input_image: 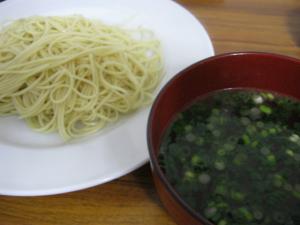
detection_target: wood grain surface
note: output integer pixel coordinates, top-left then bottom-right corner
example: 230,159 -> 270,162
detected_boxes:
1,0 -> 300,225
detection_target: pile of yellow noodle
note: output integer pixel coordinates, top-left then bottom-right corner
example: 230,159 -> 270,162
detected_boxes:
0,15 -> 163,140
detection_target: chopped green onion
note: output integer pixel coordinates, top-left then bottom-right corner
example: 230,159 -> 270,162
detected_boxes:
293,191 -> 300,199
217,219 -> 227,225
260,147 -> 270,155
253,210 -> 264,220
195,137 -> 204,146
212,130 -> 221,137
256,121 -> 264,128
185,133 -> 196,142
259,105 -> 272,114
198,173 -> 211,184
214,160 -> 226,170
212,108 -> 220,115
224,143 -> 234,151
184,125 -> 193,132
184,170 -> 195,181
215,185 -> 227,196
238,207 -> 253,221
266,93 -> 274,100
261,130 -> 268,137
251,140 -> 259,148
191,155 -> 202,166
233,153 -> 247,166
204,207 -> 217,218
242,134 -> 250,145
250,107 -> 261,119
231,191 -> 245,201
284,183 -> 293,192
217,148 -> 226,156
246,125 -> 257,134
253,95 -> 263,104
207,123 -> 214,130
269,128 -> 277,134
241,117 -> 251,125
273,174 -> 284,187
267,154 -> 276,166
289,134 -> 300,143
286,149 -> 294,157
294,153 -> 300,161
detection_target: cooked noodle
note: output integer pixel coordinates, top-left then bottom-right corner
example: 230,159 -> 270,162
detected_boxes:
0,15 -> 163,140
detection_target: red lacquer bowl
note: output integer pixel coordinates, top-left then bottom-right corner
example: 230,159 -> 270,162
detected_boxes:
147,52 -> 300,225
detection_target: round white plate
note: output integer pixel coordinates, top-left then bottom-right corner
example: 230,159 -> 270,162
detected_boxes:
0,0 -> 214,196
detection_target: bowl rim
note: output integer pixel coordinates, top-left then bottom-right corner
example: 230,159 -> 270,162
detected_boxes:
147,51 -> 300,225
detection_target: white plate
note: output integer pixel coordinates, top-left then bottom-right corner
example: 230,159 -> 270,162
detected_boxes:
0,0 -> 214,196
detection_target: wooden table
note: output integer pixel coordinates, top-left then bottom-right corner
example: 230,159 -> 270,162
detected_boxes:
1,0 -> 299,224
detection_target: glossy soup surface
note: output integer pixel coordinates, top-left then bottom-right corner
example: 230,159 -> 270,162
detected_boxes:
159,89 -> 300,225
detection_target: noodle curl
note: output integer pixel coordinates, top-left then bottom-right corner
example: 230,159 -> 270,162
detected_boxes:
0,15 -> 163,140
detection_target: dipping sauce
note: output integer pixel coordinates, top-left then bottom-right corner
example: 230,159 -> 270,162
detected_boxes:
159,89 -> 300,225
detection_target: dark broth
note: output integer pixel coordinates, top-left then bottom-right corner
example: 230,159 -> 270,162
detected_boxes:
159,89 -> 300,225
